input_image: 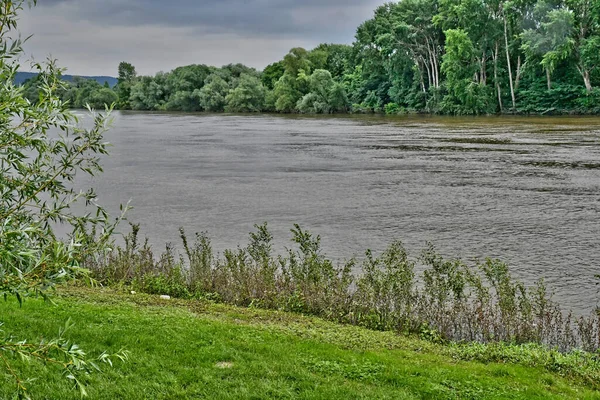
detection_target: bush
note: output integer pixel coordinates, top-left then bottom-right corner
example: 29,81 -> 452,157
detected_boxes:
384,102 -> 401,115
517,83 -> 586,114
575,88 -> 600,113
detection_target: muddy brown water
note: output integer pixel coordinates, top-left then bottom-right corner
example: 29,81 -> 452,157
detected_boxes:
76,112 -> 600,314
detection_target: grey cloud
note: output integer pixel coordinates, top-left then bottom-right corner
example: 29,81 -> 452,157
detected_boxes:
37,0 -> 380,41
20,0 -> 380,76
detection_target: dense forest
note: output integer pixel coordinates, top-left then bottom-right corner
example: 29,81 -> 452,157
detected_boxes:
22,0 -> 600,115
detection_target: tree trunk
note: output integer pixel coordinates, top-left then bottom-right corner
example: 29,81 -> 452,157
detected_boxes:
429,55 -> 436,89
494,42 -> 503,113
481,52 -> 487,86
425,37 -> 439,88
581,67 -> 593,93
424,57 -> 432,90
418,61 -> 426,92
432,48 -> 440,88
503,13 -> 516,112
515,55 -> 522,91
546,68 -> 552,90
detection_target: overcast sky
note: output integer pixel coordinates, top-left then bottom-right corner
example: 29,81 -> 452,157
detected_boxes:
18,0 -> 381,77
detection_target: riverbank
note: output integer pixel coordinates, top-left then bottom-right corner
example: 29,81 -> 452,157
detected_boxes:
2,286 -> 600,399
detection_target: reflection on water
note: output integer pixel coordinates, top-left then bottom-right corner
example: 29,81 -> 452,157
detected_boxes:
76,112 -> 600,314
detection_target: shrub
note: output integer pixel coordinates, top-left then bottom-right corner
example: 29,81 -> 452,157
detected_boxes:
384,102 -> 401,115
0,1 -> 128,396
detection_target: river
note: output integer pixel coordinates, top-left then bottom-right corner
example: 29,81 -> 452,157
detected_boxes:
78,111 -> 600,314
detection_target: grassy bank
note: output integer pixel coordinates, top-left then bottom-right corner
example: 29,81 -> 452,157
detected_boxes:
2,286 -> 600,399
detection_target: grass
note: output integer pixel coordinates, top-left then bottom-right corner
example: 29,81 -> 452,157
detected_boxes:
1,286 -> 599,399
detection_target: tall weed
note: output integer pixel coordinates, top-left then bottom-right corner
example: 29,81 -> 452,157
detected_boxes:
86,223 -> 600,352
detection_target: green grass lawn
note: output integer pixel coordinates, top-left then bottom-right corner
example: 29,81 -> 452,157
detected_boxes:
1,287 -> 599,399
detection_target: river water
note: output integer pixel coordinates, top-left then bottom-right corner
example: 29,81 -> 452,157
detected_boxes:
79,111 -> 600,313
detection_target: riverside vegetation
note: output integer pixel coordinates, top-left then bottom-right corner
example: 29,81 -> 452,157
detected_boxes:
20,0 -> 600,115
88,223 -> 600,354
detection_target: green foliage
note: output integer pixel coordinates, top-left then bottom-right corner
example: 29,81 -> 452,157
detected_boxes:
198,74 -> 229,112
521,2 -> 576,89
384,102 -> 402,114
580,36 -> 600,75
129,74 -> 169,110
0,69 -> 117,301
164,89 -> 201,112
273,72 -> 302,112
282,47 -> 312,77
261,61 -> 285,90
296,70 -> 349,114
312,43 -> 353,79
115,62 -> 136,109
516,82 -> 586,113
225,74 -> 266,113
441,29 -> 495,114
117,61 -> 137,83
1,1 -> 129,396
362,90 -> 383,113
575,87 -> 600,112
329,82 -> 350,113
221,63 -> 260,81
87,87 -> 117,109
342,0 -> 598,114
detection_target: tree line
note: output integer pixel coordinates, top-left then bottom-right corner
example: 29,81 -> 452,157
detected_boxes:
22,0 -> 600,115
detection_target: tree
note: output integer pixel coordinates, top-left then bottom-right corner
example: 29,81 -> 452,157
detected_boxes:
329,82 -> 350,112
282,47 -> 312,77
129,73 -> 169,110
118,61 -> 137,83
225,74 -> 266,112
164,64 -> 211,111
389,0 -> 444,90
352,6 -> 398,107
351,0 -> 443,110
221,63 -> 260,88
116,61 -> 137,109
441,29 -> 493,114
296,69 -> 349,113
311,43 -> 353,79
165,89 -> 202,112
307,48 -> 328,71
89,87 -> 118,109
261,61 -> 285,90
73,78 -> 104,108
579,36 -> 600,91
568,0 -> 600,92
273,73 -> 302,112
435,0 -> 505,110
521,2 -> 575,90
1,1 -> 127,397
198,74 -> 230,112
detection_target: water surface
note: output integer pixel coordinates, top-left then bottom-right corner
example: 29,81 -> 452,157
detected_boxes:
81,112 -> 600,313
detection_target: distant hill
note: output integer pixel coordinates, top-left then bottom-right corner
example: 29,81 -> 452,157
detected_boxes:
15,71 -> 118,87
